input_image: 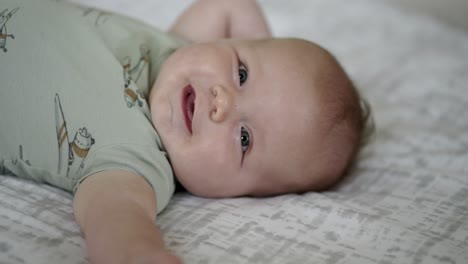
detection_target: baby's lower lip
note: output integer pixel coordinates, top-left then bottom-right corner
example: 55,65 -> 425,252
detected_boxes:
181,85 -> 195,134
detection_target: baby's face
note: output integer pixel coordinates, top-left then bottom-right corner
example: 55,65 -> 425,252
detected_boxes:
149,38 -> 349,197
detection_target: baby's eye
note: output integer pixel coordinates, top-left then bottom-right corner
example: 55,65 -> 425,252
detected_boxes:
239,63 -> 248,86
240,127 -> 251,154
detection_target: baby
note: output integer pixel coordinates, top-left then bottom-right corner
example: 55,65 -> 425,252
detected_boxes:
0,0 -> 372,263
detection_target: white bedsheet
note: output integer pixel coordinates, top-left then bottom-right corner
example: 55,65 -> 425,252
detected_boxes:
1,0 -> 468,263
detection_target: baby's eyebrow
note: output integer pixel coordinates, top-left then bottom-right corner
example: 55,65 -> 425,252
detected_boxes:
232,48 -> 244,81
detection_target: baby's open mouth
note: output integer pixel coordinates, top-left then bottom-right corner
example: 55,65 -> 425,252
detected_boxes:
182,85 -> 195,134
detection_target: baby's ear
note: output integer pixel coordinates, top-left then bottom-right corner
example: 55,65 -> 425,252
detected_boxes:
358,97 -> 376,146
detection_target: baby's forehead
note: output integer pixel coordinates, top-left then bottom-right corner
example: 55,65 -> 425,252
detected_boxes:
248,101 -> 327,188
240,39 -> 352,193
256,39 -> 342,84
256,38 -> 334,64
249,106 -> 341,195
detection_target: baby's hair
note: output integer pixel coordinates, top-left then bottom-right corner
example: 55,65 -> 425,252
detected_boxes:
296,42 -> 376,191
315,84 -> 375,191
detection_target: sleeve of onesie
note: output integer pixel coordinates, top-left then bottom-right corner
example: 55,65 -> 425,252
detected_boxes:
74,144 -> 175,215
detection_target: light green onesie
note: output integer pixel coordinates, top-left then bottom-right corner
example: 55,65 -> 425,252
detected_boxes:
0,0 -> 186,213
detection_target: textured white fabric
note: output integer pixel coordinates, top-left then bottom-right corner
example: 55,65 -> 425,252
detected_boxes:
1,0 -> 467,263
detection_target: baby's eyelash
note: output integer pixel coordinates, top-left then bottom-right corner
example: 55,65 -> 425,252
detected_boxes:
240,126 -> 250,154
239,126 -> 252,165
238,62 -> 248,86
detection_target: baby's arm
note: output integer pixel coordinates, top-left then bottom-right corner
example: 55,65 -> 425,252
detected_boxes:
170,0 -> 271,42
73,170 -> 181,264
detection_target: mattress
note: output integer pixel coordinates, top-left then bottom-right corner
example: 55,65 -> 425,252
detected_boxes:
1,0 -> 467,263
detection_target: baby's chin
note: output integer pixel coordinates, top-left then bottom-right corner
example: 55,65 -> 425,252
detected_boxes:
147,82 -> 159,110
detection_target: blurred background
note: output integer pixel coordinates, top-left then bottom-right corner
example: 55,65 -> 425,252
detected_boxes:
71,0 -> 468,32
386,0 -> 468,31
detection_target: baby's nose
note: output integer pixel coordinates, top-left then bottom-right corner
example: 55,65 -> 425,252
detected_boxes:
210,85 -> 234,123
